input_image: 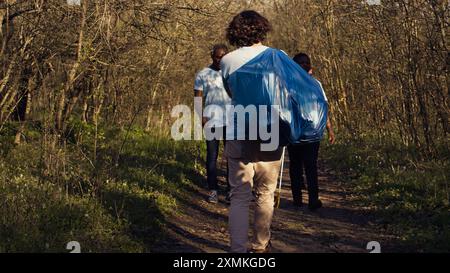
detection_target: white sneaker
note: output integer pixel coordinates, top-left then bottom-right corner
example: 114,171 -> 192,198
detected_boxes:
208,190 -> 218,203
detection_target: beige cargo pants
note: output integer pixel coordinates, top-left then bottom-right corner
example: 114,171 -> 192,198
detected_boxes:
225,140 -> 283,253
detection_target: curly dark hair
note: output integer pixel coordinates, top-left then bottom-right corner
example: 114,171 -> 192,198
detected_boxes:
226,10 -> 272,47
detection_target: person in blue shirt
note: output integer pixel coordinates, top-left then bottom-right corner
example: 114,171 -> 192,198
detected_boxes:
194,44 -> 232,204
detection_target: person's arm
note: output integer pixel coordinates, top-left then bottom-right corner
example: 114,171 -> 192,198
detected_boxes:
194,89 -> 208,127
326,114 -> 335,144
194,72 -> 208,127
318,79 -> 334,144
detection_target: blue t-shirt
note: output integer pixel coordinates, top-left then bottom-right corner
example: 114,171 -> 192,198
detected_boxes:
194,67 -> 231,128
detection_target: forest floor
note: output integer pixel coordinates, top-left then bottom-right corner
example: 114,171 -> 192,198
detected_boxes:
152,152 -> 402,253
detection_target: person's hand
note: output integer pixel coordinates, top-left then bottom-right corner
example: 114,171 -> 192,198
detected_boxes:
202,117 -> 209,128
328,130 -> 336,144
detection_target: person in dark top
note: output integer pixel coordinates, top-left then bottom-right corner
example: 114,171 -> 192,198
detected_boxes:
288,52 -> 336,211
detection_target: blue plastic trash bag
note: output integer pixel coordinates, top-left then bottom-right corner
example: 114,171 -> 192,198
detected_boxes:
226,48 -> 328,145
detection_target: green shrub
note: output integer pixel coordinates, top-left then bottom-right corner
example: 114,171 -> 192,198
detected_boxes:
0,170 -> 143,252
321,135 -> 450,252
0,124 -> 203,252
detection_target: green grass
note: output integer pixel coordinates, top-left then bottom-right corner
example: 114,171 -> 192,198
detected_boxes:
321,134 -> 450,252
0,122 -> 205,252
3,119 -> 448,252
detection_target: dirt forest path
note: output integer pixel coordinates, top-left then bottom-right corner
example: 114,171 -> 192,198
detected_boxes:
152,151 -> 400,253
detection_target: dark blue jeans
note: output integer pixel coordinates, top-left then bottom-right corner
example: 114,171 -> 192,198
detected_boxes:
206,127 -> 229,191
287,142 -> 320,205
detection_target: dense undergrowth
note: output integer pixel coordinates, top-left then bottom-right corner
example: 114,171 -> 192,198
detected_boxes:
321,133 -> 449,252
0,120 -> 204,252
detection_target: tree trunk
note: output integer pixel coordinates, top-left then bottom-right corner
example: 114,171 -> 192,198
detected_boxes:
55,0 -> 88,134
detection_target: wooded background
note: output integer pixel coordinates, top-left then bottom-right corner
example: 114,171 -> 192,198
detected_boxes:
0,0 -> 448,252
1,0 -> 447,153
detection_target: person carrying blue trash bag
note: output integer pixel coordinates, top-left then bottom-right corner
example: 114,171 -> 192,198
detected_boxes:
220,10 -> 328,253
287,52 -> 336,211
